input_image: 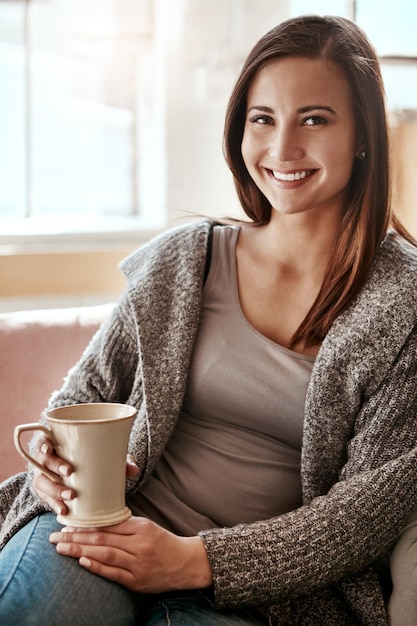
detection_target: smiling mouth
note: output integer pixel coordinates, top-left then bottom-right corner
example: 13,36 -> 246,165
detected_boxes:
271,169 -> 313,181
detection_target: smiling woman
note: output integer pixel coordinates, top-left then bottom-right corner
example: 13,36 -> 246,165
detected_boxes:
1,13 -> 417,626
241,57 -> 358,222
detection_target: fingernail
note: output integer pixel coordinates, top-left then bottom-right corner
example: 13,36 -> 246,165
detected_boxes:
59,465 -> 70,477
41,443 -> 49,455
56,543 -> 70,555
61,489 -> 73,500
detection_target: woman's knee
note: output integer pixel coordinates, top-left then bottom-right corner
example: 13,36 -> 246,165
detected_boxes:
0,513 -> 139,625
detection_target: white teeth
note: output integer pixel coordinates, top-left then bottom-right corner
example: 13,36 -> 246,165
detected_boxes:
272,170 -> 310,181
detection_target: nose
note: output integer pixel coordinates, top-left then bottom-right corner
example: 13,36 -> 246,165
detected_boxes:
269,125 -> 304,162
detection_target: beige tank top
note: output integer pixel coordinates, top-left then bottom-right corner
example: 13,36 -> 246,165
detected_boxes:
130,225 -> 315,535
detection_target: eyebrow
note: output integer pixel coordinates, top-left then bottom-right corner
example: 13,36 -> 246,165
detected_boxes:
247,104 -> 337,115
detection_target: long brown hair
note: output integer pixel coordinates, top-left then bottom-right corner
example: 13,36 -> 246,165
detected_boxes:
224,14 -> 415,348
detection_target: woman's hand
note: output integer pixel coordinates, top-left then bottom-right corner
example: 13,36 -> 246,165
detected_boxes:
32,433 -> 75,516
32,434 -> 139,517
49,516 -> 213,593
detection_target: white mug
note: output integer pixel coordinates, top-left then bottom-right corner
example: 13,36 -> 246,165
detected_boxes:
14,402 -> 137,527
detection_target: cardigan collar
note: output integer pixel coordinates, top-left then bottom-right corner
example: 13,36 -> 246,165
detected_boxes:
120,220 -> 213,481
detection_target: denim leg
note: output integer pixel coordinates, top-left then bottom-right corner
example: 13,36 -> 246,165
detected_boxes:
0,512 -> 141,626
143,591 -> 267,626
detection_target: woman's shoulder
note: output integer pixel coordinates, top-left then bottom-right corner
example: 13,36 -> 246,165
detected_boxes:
340,231 -> 417,324
378,230 -> 417,275
356,231 -> 417,309
313,232 -> 417,401
366,231 -> 417,313
119,218 -> 215,281
324,230 -> 417,361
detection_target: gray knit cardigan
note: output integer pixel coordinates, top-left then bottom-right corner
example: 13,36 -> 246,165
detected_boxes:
2,219 -> 417,625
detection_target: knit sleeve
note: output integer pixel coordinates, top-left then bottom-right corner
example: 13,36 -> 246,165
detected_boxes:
46,292 -> 140,410
199,325 -> 417,609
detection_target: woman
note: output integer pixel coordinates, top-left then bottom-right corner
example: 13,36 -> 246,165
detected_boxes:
1,14 -> 417,626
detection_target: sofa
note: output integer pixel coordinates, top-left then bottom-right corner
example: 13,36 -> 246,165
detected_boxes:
0,303 -> 113,483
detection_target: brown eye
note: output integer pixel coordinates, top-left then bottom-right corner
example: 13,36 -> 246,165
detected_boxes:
304,116 -> 327,126
249,115 -> 273,125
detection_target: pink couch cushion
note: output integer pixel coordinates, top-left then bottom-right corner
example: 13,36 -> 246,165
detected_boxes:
0,304 -> 112,482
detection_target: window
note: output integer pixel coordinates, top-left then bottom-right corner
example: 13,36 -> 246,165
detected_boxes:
0,0 -> 166,244
1,0 -> 417,245
355,0 -> 417,111
356,0 -> 417,57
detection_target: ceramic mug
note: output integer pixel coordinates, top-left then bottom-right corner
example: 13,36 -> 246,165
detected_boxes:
14,402 -> 137,527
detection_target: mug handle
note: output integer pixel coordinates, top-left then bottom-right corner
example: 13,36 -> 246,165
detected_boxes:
14,423 -> 62,483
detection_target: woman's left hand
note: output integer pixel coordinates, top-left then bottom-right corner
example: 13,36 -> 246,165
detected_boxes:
49,516 -> 213,593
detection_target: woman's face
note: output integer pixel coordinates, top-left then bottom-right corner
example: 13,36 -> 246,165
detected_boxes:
241,56 -> 358,222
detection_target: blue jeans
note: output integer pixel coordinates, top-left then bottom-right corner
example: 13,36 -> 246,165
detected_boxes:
143,591 -> 267,625
0,513 -> 266,625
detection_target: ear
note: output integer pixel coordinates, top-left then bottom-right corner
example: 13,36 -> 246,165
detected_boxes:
355,138 -> 366,160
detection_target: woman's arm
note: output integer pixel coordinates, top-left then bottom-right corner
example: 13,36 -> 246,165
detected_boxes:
31,294 -> 142,514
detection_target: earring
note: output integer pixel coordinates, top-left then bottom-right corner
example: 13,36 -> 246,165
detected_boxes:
357,151 -> 366,160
